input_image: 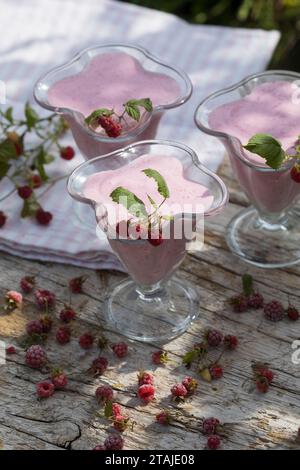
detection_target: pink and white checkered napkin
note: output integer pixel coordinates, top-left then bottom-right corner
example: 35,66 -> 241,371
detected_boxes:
0,0 -> 280,269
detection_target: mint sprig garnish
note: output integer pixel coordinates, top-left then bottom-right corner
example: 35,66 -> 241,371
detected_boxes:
84,108 -> 114,127
142,168 -> 170,199
124,98 -> 153,122
110,187 -> 147,218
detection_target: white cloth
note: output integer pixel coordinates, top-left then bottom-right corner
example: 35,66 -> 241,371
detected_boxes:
0,0 -> 280,269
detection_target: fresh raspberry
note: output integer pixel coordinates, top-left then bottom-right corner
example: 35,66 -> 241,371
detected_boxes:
0,211 -> 7,228
31,174 -> 42,189
69,276 -> 86,294
156,410 -> 172,425
93,445 -> 105,451
287,304 -> 299,321
20,276 -> 35,293
152,350 -> 169,365
170,383 -> 188,399
230,294 -> 248,313
256,377 -> 269,393
6,346 -> 16,354
138,384 -> 155,403
5,290 -> 23,310
112,403 -> 122,418
98,116 -> 122,138
25,345 -> 47,369
111,342 -> 128,358
113,415 -> 129,432
95,385 -> 113,404
264,300 -> 284,322
202,417 -> 220,435
36,208 -> 53,225
148,229 -> 163,247
39,315 -> 53,333
248,292 -> 264,309
26,320 -> 44,336
59,307 -> 76,323
51,370 -> 68,389
90,357 -> 108,376
206,329 -> 223,347
35,289 -> 55,310
17,185 -> 33,199
79,332 -> 94,349
209,364 -> 223,380
291,164 -> 300,183
104,434 -> 124,450
60,146 -> 75,160
258,368 -> 274,384
36,381 -> 55,398
138,371 -> 154,386
207,435 -> 221,450
56,326 -> 71,345
182,376 -> 198,395
223,334 -> 239,350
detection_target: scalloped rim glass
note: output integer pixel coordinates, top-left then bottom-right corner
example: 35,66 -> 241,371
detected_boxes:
33,43 -> 193,143
67,139 -> 228,343
194,70 -> 300,268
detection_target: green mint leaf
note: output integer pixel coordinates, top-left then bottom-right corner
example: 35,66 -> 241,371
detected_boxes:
21,195 -> 40,218
123,98 -> 153,122
85,108 -> 113,126
182,349 -> 198,366
147,194 -> 158,209
25,102 -> 39,130
0,161 -> 10,179
124,103 -> 140,121
104,400 -> 113,418
0,139 -> 17,161
243,134 -> 286,169
110,186 -> 147,217
4,107 -> 13,123
142,168 -> 170,199
242,274 -> 254,296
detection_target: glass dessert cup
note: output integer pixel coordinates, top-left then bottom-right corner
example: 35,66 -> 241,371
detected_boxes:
195,70 -> 300,269
67,140 -> 228,343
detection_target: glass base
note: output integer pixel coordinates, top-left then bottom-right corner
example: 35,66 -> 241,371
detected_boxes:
227,206 -> 300,268
104,277 -> 199,343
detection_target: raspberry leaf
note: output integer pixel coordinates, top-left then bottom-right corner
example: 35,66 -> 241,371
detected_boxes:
34,147 -> 49,182
21,195 -> 40,218
0,139 -> 17,160
110,186 -> 147,217
242,274 -> 254,296
0,161 -> 10,179
104,400 -> 113,418
85,108 -> 114,126
142,168 -> 170,199
25,102 -> 39,130
4,107 -> 13,123
243,134 -> 286,169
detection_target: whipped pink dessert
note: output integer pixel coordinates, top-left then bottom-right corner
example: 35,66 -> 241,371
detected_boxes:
209,81 -> 300,213
84,154 -> 213,285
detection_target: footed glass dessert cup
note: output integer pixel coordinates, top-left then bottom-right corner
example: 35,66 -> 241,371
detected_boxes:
195,70 -> 300,268
33,44 -> 192,159
67,140 -> 228,343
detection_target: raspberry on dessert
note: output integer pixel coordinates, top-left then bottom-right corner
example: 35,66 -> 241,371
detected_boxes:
6,346 -> 16,354
26,320 -> 44,336
56,326 -> 71,345
51,371 -> 68,390
36,381 -> 55,399
25,345 -> 47,369
256,377 -> 269,393
156,410 -> 172,425
98,116 -> 122,138
79,332 -> 94,349
31,174 -> 42,188
223,334 -> 239,350
138,384 -> 155,403
287,305 -> 299,321
95,385 -> 114,404
182,376 -> 198,395
90,357 -> 108,376
39,315 -> 53,333
104,434 -> 124,450
202,417 -> 220,435
20,276 -> 35,293
152,350 -> 169,365
35,208 -> 53,225
291,164 -> 300,183
0,211 -> 7,228
35,289 -> 56,310
206,329 -> 223,347
209,364 -> 223,380
170,383 -> 188,399
17,185 -> 33,199
92,445 -> 105,451
111,342 -> 128,358
59,307 -> 76,323
148,228 -> 163,247
207,435 -> 221,450
264,300 -> 284,322
69,276 -> 86,294
138,371 -> 154,386
60,146 -> 75,160
230,294 -> 248,313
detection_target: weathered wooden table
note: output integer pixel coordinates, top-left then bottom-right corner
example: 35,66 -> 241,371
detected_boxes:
1,157 -> 299,450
